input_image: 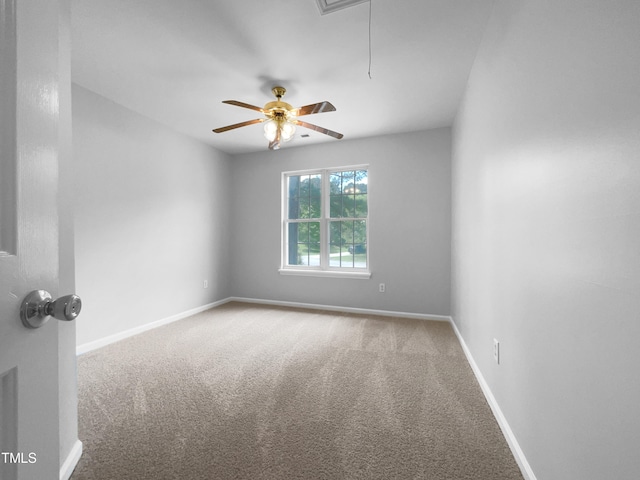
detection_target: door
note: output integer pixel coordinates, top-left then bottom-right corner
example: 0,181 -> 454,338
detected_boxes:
1,1 -> 65,478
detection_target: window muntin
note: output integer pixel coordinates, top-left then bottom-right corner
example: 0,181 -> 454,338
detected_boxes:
283,167 -> 368,274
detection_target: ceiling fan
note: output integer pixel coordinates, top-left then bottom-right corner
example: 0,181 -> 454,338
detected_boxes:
212,86 -> 344,150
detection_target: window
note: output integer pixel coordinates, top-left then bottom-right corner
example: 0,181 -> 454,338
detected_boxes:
281,166 -> 370,278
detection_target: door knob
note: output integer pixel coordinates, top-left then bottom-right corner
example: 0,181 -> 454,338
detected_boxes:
20,290 -> 82,329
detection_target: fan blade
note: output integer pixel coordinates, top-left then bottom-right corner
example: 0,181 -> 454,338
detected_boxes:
222,100 -> 265,113
294,101 -> 336,116
212,118 -> 265,133
293,120 -> 343,139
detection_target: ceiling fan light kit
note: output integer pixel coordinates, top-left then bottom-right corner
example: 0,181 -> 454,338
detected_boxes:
212,86 -> 343,151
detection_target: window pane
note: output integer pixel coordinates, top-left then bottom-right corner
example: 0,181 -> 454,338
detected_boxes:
328,170 -> 368,220
329,220 -> 367,269
329,221 -> 341,247
309,174 -> 322,196
299,176 -> 311,219
287,221 -> 320,267
309,243 -> 320,267
355,170 -> 368,192
288,176 -> 301,219
287,222 -> 300,265
329,221 -> 342,267
288,174 -> 321,220
330,194 -> 342,218
288,175 -> 299,198
297,222 -> 309,243
355,194 -> 367,217
310,193 -> 321,218
330,173 -> 341,194
298,196 -> 311,219
309,222 -> 320,244
342,194 -> 356,217
354,220 -> 367,245
299,175 -> 310,196
341,171 -> 355,193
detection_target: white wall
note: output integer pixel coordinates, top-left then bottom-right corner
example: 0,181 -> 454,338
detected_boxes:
73,85 -> 232,346
452,1 -> 640,479
229,129 -> 451,316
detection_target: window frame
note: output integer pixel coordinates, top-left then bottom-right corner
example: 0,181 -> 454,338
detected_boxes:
279,165 -> 371,279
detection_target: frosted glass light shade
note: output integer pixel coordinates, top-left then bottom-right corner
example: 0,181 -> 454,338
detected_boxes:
263,120 -> 278,141
281,122 -> 295,141
264,119 -> 296,143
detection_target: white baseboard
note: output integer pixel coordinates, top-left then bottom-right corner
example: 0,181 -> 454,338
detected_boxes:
59,439 -> 82,480
448,318 -> 537,480
227,296 -> 452,322
76,299 -> 231,355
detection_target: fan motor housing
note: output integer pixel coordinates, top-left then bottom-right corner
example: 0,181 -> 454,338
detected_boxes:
264,100 -> 294,113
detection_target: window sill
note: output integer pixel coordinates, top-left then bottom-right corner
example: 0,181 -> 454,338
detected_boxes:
279,268 -> 371,279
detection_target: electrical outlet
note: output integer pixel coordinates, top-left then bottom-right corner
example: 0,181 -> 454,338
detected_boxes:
379,283 -> 386,293
493,338 -> 500,364
203,280 -> 208,289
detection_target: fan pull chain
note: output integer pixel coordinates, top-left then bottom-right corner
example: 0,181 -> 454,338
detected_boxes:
368,0 -> 373,79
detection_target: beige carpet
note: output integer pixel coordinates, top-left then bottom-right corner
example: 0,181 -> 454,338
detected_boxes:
71,302 -> 523,479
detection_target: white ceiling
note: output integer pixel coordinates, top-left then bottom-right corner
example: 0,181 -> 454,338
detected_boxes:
71,0 -> 494,155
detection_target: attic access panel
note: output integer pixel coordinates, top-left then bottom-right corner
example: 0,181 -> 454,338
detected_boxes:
316,0 -> 369,15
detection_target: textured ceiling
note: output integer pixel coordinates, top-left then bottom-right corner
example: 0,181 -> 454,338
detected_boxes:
71,0 -> 494,155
